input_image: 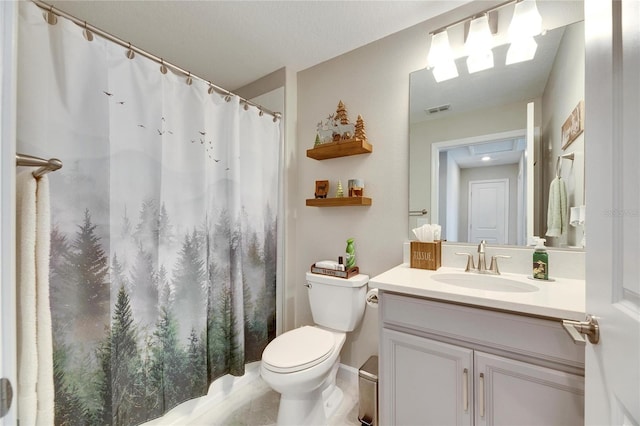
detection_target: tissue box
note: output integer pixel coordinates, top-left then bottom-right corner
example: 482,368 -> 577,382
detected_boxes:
410,241 -> 441,270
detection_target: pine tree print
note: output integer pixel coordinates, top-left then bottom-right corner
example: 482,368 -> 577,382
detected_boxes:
149,308 -> 189,412
186,328 -> 207,397
121,205 -> 132,239
207,285 -> 238,380
172,230 -> 206,338
111,253 -> 128,294
263,206 -> 278,342
129,245 -> 159,328
53,347 -> 90,425
65,209 -> 109,323
110,286 -> 145,426
95,331 -> 113,425
49,225 -> 74,344
157,265 -> 172,309
158,202 -> 174,246
133,198 -> 160,259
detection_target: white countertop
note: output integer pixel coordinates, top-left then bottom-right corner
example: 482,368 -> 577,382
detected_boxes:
370,264 -> 586,321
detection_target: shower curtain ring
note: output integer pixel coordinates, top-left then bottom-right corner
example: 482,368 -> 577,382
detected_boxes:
208,81 -> 215,94
83,21 -> 94,42
160,59 -> 168,74
126,42 -> 135,59
44,5 -> 57,25
259,108 -> 264,117
186,72 -> 193,86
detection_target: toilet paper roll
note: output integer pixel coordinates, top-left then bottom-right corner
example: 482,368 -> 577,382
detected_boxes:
366,288 -> 379,308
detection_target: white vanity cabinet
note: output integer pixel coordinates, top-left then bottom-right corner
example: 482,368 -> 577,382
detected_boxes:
379,292 -> 585,426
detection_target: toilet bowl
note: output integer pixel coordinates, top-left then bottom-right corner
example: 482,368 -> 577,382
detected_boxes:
260,272 -> 369,426
261,326 -> 346,425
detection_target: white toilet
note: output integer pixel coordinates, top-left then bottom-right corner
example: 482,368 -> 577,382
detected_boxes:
260,271 -> 369,426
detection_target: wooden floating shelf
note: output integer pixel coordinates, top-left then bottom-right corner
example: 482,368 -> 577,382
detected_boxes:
306,138 -> 373,160
306,197 -> 372,207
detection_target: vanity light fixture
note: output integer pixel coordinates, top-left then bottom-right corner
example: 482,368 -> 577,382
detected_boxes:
465,14 -> 494,74
426,0 -> 545,82
427,30 -> 458,82
506,0 -> 543,65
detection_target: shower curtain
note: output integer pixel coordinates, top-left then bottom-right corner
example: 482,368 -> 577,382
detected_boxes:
17,3 -> 280,424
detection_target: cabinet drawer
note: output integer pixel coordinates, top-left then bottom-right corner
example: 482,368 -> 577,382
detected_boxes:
381,292 -> 584,370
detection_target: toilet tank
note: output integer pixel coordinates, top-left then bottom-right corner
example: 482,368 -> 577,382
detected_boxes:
305,272 -> 369,332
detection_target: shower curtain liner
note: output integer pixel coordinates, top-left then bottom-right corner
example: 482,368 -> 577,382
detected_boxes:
17,2 -> 280,424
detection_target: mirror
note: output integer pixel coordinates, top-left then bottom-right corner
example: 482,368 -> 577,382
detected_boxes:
409,2 -> 585,248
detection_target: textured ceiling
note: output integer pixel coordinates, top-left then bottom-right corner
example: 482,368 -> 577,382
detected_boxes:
45,0 -> 470,91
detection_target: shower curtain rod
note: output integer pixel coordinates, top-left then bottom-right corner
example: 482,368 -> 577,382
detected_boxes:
32,0 -> 281,121
16,153 -> 63,178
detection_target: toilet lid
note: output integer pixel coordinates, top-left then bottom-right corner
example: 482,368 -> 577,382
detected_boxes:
262,326 -> 335,373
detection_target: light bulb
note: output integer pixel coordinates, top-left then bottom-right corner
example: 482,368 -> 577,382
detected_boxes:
427,30 -> 458,82
509,0 -> 542,40
465,15 -> 494,73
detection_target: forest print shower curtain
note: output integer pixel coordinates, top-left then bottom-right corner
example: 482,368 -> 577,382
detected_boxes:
17,3 -> 280,424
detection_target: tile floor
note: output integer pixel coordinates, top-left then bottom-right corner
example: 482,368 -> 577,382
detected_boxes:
188,366 -> 362,426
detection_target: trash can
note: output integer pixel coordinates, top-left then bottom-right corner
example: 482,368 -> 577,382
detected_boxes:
358,355 -> 378,426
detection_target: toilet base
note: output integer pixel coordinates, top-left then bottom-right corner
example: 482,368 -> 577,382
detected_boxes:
275,362 -> 344,426
322,381 -> 344,420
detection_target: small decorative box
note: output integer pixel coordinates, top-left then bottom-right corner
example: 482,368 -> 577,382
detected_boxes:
410,241 -> 442,270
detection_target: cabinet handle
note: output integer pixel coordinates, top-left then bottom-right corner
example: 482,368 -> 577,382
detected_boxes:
479,372 -> 485,418
462,368 -> 469,412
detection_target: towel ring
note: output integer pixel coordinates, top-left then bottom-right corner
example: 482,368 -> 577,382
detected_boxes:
556,153 -> 575,178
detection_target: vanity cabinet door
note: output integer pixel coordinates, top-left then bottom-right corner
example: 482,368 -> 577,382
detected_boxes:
381,328 -> 473,426
474,351 -> 584,426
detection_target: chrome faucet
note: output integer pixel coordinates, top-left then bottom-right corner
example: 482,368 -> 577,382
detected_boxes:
477,240 -> 487,272
455,240 -> 511,275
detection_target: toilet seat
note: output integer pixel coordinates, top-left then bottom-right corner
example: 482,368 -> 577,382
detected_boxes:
262,326 -> 335,374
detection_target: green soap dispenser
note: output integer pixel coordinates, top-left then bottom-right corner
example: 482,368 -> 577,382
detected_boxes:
345,238 -> 356,269
533,238 -> 549,280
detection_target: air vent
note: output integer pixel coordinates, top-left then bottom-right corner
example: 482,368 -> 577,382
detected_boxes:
425,104 -> 450,115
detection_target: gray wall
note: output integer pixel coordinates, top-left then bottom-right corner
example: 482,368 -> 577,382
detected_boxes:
295,1 -> 506,369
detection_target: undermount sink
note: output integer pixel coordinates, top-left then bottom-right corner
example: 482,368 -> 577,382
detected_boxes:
431,273 -> 539,293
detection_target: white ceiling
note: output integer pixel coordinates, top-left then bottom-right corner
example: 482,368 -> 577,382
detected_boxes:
45,0 -> 470,91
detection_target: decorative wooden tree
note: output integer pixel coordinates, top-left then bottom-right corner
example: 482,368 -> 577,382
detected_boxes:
314,133 -> 321,147
355,114 -> 367,141
335,101 -> 349,125
336,180 -> 344,198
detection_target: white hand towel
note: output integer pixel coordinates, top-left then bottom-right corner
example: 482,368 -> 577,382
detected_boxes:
36,176 -> 54,425
16,171 -> 54,426
17,171 -> 37,426
546,177 -> 568,237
